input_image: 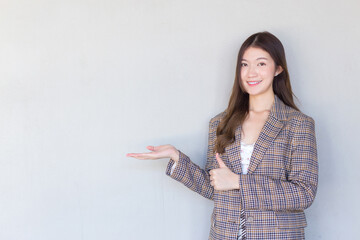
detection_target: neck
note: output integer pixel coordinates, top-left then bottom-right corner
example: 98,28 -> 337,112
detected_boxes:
249,92 -> 275,112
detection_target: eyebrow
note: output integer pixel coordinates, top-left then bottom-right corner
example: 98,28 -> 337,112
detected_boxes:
241,57 -> 269,61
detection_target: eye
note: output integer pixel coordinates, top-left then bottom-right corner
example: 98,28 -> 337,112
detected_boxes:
241,63 -> 248,67
258,62 -> 266,66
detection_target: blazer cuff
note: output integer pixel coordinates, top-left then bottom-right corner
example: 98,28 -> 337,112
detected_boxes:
165,150 -> 188,182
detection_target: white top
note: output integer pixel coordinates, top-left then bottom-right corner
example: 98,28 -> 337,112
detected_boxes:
240,141 -> 255,174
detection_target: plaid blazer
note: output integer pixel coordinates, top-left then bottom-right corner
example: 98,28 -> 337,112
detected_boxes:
166,96 -> 318,240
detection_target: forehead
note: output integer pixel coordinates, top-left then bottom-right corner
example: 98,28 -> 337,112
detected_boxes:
242,47 -> 273,61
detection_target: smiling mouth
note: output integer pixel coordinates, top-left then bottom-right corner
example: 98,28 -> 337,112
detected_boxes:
247,80 -> 262,86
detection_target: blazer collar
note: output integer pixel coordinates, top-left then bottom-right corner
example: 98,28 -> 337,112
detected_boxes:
269,95 -> 289,122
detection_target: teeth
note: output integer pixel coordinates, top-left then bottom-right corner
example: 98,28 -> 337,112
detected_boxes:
248,81 -> 261,85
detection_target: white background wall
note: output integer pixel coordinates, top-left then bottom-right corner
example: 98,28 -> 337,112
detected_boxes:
0,0 -> 359,239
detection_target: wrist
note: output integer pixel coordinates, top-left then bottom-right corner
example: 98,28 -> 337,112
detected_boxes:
171,149 -> 180,163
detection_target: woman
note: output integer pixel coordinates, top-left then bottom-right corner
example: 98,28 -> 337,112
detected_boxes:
127,32 -> 318,240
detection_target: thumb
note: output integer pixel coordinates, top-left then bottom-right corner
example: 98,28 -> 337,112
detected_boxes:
216,153 -> 227,168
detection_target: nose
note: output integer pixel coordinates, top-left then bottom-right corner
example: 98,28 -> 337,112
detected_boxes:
248,65 -> 258,77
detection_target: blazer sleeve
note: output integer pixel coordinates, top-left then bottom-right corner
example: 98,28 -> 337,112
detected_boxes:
165,118 -> 218,200
237,116 -> 318,211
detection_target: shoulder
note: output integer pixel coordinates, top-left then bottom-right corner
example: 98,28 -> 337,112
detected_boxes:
273,96 -> 315,127
209,111 -> 226,128
207,111 -> 226,134
274,96 -> 315,126
282,106 -> 315,134
285,106 -> 315,125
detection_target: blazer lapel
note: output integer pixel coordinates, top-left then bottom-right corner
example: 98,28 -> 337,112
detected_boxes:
247,96 -> 287,174
247,114 -> 284,174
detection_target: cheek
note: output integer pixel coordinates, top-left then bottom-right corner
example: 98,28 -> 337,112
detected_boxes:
240,68 -> 247,79
239,70 -> 246,85
259,68 -> 275,78
238,75 -> 247,91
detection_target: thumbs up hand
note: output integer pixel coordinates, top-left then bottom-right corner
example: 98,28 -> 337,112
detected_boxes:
209,153 -> 240,191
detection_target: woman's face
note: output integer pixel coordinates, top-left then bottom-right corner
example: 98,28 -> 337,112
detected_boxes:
240,47 -> 282,97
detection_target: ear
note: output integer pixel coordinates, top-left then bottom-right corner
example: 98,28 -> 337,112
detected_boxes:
275,66 -> 283,76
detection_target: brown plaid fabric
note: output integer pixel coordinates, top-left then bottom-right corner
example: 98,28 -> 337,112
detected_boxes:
166,96 -> 318,240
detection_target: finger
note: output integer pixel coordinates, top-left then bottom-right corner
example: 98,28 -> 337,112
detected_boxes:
126,153 -> 145,159
146,146 -> 156,151
126,153 -> 155,160
126,153 -> 141,158
216,153 -> 227,168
